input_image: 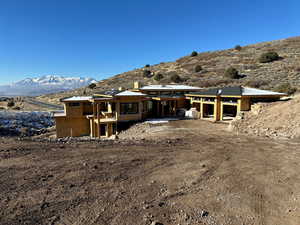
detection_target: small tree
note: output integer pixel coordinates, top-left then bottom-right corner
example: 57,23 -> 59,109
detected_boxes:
7,100 -> 15,107
170,74 -> 182,83
194,65 -> 202,72
294,66 -> 300,72
153,73 -> 163,81
88,83 -> 96,89
190,51 -> 198,57
259,51 -> 280,63
145,64 -> 150,67
244,80 -> 267,88
143,70 -> 152,78
234,45 -> 242,51
275,83 -> 297,95
224,67 -> 239,79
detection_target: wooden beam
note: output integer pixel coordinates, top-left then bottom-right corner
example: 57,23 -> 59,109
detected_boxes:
97,103 -> 100,138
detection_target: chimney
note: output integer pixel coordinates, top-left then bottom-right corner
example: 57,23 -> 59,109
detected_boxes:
133,81 -> 141,89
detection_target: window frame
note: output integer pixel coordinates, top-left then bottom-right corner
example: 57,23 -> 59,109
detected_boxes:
68,102 -> 81,107
120,102 -> 139,115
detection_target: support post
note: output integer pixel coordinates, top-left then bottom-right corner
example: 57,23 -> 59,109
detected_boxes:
97,103 -> 100,138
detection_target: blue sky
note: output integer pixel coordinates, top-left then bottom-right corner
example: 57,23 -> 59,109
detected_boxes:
0,0 -> 299,85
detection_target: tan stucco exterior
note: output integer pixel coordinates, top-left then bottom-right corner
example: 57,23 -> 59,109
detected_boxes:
54,84 -> 286,138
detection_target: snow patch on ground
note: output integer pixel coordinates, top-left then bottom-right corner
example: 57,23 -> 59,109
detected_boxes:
144,118 -> 179,124
0,111 -> 54,136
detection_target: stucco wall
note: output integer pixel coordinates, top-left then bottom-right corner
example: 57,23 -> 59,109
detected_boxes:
55,117 -> 90,138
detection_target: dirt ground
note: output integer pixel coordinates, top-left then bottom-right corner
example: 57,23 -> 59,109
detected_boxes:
0,120 -> 299,225
231,95 -> 300,139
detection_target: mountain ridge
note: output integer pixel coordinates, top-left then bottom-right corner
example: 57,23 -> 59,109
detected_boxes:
0,75 -> 97,96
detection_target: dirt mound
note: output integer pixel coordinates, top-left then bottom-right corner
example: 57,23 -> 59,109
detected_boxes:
118,122 -> 172,140
231,95 -> 300,139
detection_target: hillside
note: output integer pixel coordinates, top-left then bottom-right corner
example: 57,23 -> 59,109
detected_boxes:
37,36 -> 300,105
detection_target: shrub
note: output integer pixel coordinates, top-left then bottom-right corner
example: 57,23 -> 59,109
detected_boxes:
12,106 -> 21,110
7,100 -> 15,107
88,83 -> 96,89
143,70 -> 152,78
244,80 -> 268,88
194,65 -> 202,73
295,66 -> 300,72
259,51 -> 280,63
274,83 -> 297,95
224,67 -> 239,79
190,51 -> 198,57
153,73 -> 163,81
145,64 -> 150,67
170,74 -> 182,83
234,45 -> 242,51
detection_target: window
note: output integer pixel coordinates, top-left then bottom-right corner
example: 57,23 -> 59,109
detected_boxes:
120,102 -> 139,115
222,98 -> 238,103
175,91 -> 185,95
203,97 -> 215,102
111,103 -> 116,112
161,91 -> 172,95
83,102 -> 93,115
100,102 -> 108,111
148,91 -> 158,95
69,102 -> 80,107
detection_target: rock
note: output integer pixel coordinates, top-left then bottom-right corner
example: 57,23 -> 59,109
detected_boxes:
200,210 -> 209,217
40,202 -> 50,210
151,221 -> 164,225
158,202 -> 165,207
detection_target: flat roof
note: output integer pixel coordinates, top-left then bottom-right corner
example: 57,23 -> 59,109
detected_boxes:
242,87 -> 285,96
61,96 -> 92,102
186,86 -> 286,97
140,85 -> 202,91
116,90 -> 146,96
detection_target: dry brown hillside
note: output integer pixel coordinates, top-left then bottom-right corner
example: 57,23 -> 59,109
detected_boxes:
38,36 -> 300,105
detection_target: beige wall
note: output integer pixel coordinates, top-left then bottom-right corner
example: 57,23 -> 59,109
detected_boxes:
64,102 -> 93,117
55,117 -> 90,138
240,97 -> 251,111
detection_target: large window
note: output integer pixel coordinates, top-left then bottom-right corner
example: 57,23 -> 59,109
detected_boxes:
100,102 -> 108,111
148,91 -> 158,95
120,102 -> 139,115
69,102 -> 80,107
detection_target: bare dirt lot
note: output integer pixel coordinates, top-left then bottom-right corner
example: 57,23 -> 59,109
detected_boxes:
0,120 -> 299,225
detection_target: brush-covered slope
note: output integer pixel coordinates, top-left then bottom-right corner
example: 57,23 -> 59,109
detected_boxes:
38,36 -> 300,105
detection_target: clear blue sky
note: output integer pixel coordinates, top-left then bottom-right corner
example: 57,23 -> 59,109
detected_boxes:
0,0 -> 299,85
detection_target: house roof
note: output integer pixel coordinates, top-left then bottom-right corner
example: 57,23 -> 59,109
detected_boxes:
94,90 -> 146,97
140,85 -> 202,91
115,90 -> 146,96
61,96 -> 92,102
94,89 -> 122,97
187,86 -> 286,97
242,87 -> 285,96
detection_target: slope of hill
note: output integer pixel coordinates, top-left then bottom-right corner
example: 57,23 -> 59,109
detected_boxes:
38,36 -> 300,105
0,75 -> 97,96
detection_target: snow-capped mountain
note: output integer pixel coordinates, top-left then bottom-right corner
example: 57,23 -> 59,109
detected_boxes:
0,75 -> 97,96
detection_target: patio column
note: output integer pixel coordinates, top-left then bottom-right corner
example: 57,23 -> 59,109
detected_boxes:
97,103 -> 100,138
